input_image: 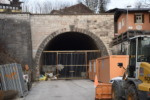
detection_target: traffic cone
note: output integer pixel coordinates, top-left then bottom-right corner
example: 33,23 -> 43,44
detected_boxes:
94,75 -> 99,88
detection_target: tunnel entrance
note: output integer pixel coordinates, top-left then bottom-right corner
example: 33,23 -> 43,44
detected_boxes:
40,32 -> 101,79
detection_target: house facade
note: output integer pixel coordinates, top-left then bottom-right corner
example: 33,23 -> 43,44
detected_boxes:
116,8 -> 150,35
107,8 -> 150,55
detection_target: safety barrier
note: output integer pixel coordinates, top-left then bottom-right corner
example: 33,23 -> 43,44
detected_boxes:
0,63 -> 28,97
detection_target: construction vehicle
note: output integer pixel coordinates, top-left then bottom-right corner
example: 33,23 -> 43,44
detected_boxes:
112,35 -> 150,100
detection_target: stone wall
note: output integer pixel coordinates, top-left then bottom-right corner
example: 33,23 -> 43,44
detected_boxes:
0,13 -> 32,66
0,13 -> 114,72
30,14 -> 114,66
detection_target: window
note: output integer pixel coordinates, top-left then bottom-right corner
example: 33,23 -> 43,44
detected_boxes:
134,14 -> 144,23
122,18 -> 125,27
118,22 -> 121,30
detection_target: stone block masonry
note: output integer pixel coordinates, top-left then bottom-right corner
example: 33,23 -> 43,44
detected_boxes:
0,13 -> 114,76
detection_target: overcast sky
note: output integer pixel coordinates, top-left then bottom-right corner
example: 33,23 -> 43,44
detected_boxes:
107,0 -> 138,9
21,0 -> 142,9
2,0 -> 147,10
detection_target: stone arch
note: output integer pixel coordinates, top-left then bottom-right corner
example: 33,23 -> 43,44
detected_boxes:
34,27 -> 109,68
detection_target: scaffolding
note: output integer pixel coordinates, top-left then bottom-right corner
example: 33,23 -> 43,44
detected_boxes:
41,50 -> 101,79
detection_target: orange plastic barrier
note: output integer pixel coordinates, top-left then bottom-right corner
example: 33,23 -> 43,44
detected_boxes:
95,83 -> 112,100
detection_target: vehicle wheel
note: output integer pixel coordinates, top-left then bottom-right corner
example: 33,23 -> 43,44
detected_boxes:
112,81 -> 124,100
126,84 -> 138,100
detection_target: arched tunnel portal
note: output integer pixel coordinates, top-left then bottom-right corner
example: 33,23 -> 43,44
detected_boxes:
35,30 -> 109,79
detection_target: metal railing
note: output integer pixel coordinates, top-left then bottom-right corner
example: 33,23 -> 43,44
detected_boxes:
0,63 -> 28,97
42,50 -> 101,79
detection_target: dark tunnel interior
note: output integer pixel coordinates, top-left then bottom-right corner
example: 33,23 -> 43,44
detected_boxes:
44,32 -> 99,50
40,32 -> 101,78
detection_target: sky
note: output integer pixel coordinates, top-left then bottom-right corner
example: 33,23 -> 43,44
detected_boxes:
1,0 -> 147,10
20,0 -> 141,10
107,0 -> 137,9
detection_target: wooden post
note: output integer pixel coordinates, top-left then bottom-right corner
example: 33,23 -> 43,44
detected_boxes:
85,52 -> 88,78
56,52 -> 58,78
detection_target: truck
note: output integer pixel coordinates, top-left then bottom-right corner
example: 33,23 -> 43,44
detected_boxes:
112,35 -> 150,100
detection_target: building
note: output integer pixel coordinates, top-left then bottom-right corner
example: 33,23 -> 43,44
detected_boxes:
107,8 -> 150,35
0,0 -> 10,4
107,8 -> 150,55
0,0 -> 22,12
50,3 -> 94,14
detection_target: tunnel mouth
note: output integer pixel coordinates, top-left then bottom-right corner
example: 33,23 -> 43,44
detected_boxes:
40,32 -> 101,79
44,32 -> 99,51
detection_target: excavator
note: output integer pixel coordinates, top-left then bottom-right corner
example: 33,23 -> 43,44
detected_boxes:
112,35 -> 150,100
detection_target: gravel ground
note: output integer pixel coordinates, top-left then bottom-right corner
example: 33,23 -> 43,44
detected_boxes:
19,79 -> 95,100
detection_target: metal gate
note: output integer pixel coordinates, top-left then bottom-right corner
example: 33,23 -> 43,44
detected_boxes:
0,63 -> 28,97
42,50 -> 100,79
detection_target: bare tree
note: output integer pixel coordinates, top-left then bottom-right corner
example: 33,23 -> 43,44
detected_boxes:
22,0 -> 30,12
98,0 -> 109,13
135,1 -> 142,8
79,0 -> 109,13
59,2 -> 71,9
42,1 -> 52,14
36,2 -> 42,14
21,0 -> 74,14
134,0 -> 150,8
81,0 -> 98,13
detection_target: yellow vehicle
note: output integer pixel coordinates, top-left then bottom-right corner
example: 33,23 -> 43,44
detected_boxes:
112,35 -> 150,100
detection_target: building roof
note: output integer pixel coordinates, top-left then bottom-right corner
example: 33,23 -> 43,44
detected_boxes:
50,3 -> 94,15
106,8 -> 150,21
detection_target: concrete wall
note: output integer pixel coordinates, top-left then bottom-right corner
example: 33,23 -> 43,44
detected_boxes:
0,13 -> 32,66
